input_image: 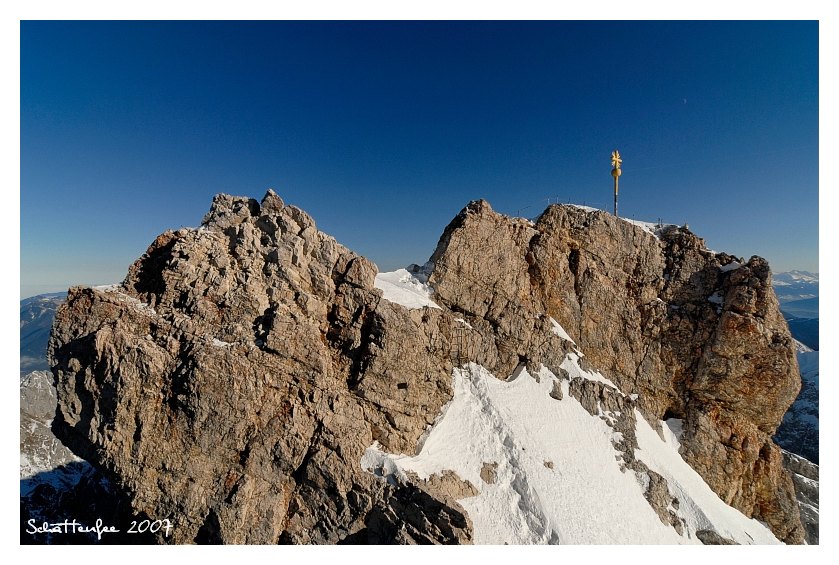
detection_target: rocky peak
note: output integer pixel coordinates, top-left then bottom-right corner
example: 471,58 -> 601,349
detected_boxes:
425,201 -> 802,541
49,191 -> 804,544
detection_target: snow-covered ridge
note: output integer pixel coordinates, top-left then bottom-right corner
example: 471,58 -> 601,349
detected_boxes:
363,356 -> 779,544
374,268 -> 441,310
565,204 -> 678,239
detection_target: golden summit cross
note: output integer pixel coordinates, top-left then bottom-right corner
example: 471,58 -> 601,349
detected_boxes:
611,149 -> 622,216
611,150 -> 622,170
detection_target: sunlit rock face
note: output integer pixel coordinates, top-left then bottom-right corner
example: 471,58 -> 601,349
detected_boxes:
49,192 -> 803,544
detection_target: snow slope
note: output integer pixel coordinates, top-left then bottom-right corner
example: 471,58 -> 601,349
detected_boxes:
19,371 -> 81,480
374,268 -> 440,310
363,352 -> 780,544
634,412 -> 779,543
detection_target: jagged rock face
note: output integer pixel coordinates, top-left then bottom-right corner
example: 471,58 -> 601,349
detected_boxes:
426,200 -> 803,543
775,348 -> 819,464
50,192 -> 804,544
50,190 -> 471,544
781,450 -> 818,545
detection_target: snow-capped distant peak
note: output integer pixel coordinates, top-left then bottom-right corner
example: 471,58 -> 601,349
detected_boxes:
773,271 -> 819,285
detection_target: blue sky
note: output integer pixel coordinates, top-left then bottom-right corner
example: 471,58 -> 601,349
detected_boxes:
20,21 -> 818,298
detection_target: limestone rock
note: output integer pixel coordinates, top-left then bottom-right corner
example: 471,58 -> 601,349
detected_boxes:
50,190 -> 468,544
425,202 -> 803,543
49,193 -> 804,544
480,462 -> 498,484
406,470 -> 479,501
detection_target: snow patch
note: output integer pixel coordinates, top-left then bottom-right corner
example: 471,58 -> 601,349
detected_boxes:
375,268 -> 441,310
363,363 -> 693,544
622,217 -> 667,237
634,410 -> 780,544
549,317 -> 575,345
455,318 -> 474,330
561,351 -> 619,390
720,262 -> 742,273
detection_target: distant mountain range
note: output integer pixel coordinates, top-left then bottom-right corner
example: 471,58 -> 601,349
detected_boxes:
774,342 -> 819,464
773,270 -> 818,303
771,271 -> 819,467
20,292 -> 65,376
774,271 -> 818,351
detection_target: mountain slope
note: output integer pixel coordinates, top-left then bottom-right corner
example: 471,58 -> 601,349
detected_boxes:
20,371 -> 79,478
782,450 -> 819,545
47,191 -> 805,544
780,297 -> 819,319
786,318 -> 819,351
365,359 -> 779,544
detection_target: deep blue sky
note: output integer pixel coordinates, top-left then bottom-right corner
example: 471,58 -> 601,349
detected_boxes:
21,21 -> 818,298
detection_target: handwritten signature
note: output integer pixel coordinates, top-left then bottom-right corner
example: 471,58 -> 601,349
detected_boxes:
26,518 -> 173,540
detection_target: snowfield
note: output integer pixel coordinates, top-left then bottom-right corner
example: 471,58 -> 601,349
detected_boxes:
374,268 -> 441,310
363,355 -> 781,544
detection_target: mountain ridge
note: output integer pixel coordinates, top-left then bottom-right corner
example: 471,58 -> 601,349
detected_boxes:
46,191 -> 806,543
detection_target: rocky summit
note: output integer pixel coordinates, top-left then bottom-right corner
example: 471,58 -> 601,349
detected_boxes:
49,191 -> 805,544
